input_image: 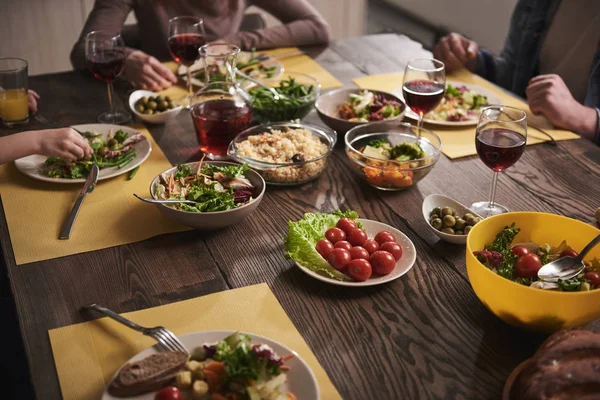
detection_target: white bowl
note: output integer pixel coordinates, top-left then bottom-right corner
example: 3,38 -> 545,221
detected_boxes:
128,90 -> 183,124
422,194 -> 482,244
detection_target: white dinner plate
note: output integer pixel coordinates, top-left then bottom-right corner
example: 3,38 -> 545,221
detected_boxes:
101,330 -> 319,400
393,81 -> 503,127
14,124 -> 152,184
295,218 -> 417,287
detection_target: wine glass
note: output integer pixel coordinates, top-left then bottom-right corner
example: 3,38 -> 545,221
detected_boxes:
168,16 -> 206,108
471,106 -> 527,218
402,59 -> 445,134
85,31 -> 130,124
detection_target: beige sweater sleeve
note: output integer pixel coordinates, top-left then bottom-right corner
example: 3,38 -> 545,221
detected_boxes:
223,0 -> 332,50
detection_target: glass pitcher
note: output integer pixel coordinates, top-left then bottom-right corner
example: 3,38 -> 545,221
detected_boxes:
190,44 -> 252,160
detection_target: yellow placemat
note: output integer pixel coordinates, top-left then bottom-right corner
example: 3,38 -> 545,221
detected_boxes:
353,69 -> 580,159
49,283 -> 341,400
0,125 -> 189,265
162,46 -> 342,100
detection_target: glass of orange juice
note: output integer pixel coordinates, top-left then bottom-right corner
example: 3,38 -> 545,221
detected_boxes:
0,58 -> 29,127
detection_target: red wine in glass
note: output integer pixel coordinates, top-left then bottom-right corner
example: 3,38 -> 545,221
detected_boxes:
86,50 -> 126,82
402,79 -> 445,115
476,128 -> 526,172
191,99 -> 252,157
168,33 -> 206,66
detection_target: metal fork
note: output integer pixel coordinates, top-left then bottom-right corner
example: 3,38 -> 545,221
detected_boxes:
528,123 -> 558,146
35,115 -> 86,136
83,304 -> 188,354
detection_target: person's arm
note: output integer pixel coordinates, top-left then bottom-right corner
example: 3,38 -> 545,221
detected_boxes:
222,0 -> 332,50
0,129 -> 92,165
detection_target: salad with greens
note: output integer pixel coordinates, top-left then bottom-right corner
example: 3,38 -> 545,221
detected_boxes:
425,83 -> 489,122
284,210 -> 363,281
247,76 -> 316,122
154,161 -> 256,213
336,90 -> 404,122
178,332 -> 295,400
474,224 -> 600,291
43,130 -> 145,179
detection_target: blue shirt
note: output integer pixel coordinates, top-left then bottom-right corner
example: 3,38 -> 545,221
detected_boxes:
475,0 -> 600,145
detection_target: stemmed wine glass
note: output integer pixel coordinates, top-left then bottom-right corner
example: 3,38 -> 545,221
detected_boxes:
168,16 -> 206,108
85,31 -> 130,124
471,106 -> 527,218
402,58 -> 445,134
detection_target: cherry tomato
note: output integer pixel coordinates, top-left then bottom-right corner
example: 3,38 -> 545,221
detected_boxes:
346,259 -> 373,281
315,239 -> 334,258
511,245 -> 530,257
334,241 -> 352,251
370,251 -> 396,275
327,248 -> 352,271
584,272 -> 600,287
347,229 -> 368,246
560,248 -> 579,258
362,240 -> 380,255
325,227 -> 346,244
380,242 -> 403,261
374,231 -> 396,245
155,387 -> 183,400
515,254 -> 543,278
349,246 -> 370,260
336,218 -> 358,235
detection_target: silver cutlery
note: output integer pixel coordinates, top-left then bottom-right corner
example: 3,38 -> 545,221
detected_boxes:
529,124 -> 558,146
235,68 -> 287,101
35,115 -> 86,136
59,164 -> 99,240
537,234 -> 600,282
254,49 -> 304,62
83,303 -> 188,354
133,194 -> 196,205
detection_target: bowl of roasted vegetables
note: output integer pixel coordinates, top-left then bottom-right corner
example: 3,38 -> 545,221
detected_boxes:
466,211 -> 600,333
316,88 -> 406,134
149,160 -> 265,230
243,72 -> 320,123
345,121 -> 441,191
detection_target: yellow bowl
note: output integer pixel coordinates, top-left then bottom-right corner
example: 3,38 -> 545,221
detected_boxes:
466,212 -> 600,334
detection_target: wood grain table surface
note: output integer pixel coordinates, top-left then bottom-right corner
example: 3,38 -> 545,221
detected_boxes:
1,34 -> 599,400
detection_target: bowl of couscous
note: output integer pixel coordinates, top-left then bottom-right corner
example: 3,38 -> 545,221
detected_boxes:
227,122 -> 336,186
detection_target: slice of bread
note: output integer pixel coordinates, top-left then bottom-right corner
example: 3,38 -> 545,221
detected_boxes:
108,351 -> 188,397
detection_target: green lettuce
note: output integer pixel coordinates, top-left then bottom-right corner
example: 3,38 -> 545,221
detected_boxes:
284,210 -> 361,281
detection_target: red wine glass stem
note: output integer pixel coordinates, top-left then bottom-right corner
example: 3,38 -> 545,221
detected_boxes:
488,171 -> 499,209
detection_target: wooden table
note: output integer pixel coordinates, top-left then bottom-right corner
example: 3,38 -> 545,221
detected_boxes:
2,34 -> 600,400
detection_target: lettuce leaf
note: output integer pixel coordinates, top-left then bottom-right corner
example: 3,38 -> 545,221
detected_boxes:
284,210 -> 361,281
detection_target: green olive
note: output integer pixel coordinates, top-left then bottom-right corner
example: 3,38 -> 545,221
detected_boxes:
83,153 -> 93,161
443,215 -> 456,227
145,109 -> 155,115
107,138 -> 118,147
164,96 -> 172,103
431,218 -> 443,230
466,217 -> 478,226
98,146 -> 109,157
429,214 -> 441,222
159,101 -> 169,111
441,207 -> 454,216
455,230 -> 464,235
139,96 -> 149,106
454,218 -> 466,231
464,225 -> 473,234
463,213 -> 475,221
441,227 -> 455,234
135,104 -> 145,113
156,95 -> 165,103
430,207 -> 442,217
147,100 -> 158,111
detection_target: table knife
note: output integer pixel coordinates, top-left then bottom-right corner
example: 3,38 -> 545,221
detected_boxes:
59,165 -> 99,240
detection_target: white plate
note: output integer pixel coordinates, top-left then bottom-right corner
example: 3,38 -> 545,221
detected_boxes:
179,51 -> 284,87
295,218 -> 417,287
14,124 -> 152,184
393,81 -> 503,127
101,330 -> 319,400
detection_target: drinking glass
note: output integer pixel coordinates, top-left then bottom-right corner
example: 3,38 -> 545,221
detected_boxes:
0,58 -> 29,127
168,16 -> 206,108
402,58 -> 445,134
85,31 -> 130,124
471,106 -> 527,218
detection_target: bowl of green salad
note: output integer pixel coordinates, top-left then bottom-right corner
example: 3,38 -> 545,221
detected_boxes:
242,72 -> 320,123
149,161 -> 265,230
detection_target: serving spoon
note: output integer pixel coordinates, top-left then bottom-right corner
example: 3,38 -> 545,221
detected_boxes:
537,233 -> 600,282
133,194 -> 196,205
234,68 -> 287,101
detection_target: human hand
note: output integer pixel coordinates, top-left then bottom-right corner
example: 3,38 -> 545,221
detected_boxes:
35,128 -> 93,160
124,50 -> 177,91
433,33 -> 479,73
28,89 -> 40,114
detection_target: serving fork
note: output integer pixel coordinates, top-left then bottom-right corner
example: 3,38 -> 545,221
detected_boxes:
83,304 -> 188,354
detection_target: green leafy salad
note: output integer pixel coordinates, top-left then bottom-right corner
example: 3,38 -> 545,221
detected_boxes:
284,210 -> 363,281
474,224 -> 600,291
248,77 -> 316,122
43,130 -> 145,179
425,83 -> 489,122
154,162 -> 256,213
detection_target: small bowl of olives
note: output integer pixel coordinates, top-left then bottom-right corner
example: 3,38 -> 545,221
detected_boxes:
422,194 -> 483,244
128,90 -> 183,124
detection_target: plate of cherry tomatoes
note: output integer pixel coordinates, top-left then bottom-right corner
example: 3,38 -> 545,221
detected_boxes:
296,218 -> 417,286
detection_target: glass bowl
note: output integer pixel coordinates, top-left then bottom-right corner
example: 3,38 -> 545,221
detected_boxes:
241,72 -> 320,123
345,121 -> 442,191
228,122 -> 336,186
